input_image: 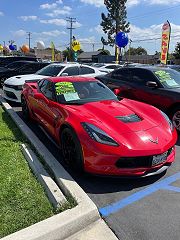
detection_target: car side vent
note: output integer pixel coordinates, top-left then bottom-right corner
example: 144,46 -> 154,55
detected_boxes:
116,114 -> 141,123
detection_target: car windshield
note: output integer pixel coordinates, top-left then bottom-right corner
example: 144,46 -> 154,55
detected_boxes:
153,68 -> 180,88
36,64 -> 64,76
55,81 -> 118,104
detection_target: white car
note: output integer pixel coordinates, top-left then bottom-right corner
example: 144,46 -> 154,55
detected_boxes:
92,63 -> 121,73
3,63 -> 103,103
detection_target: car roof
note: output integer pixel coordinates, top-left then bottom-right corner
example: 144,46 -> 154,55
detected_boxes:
47,76 -> 98,83
122,65 -> 175,71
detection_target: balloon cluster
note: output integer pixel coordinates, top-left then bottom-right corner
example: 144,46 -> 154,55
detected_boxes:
115,32 -> 129,48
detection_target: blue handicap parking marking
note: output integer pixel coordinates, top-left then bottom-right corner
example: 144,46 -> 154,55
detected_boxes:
99,172 -> 180,217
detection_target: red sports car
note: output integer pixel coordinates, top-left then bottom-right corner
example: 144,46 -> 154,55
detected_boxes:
21,76 -> 177,177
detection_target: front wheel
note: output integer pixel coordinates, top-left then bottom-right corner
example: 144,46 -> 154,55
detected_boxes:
170,107 -> 180,131
60,128 -> 84,173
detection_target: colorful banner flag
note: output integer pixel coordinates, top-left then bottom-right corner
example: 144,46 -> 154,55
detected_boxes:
160,21 -> 171,65
51,41 -> 55,62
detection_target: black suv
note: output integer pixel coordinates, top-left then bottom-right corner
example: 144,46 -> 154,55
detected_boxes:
0,61 -> 50,86
0,56 -> 39,67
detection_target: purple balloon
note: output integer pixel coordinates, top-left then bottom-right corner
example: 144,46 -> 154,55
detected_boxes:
9,44 -> 15,50
115,32 -> 129,48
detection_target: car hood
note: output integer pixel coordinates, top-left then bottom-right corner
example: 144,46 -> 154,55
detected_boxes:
66,99 -> 161,135
4,74 -> 48,86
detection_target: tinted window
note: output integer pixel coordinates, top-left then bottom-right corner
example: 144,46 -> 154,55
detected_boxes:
153,68 -> 180,88
61,66 -> 79,76
79,66 -> 95,75
36,64 -> 64,76
39,79 -> 54,100
110,69 -> 130,81
5,61 -> 27,69
130,68 -> 157,85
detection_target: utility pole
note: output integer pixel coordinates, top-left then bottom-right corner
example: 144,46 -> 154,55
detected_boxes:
92,43 -> 95,52
26,32 -> 32,49
66,17 -> 76,51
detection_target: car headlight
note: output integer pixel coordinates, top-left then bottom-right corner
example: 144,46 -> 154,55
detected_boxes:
160,111 -> 174,131
15,85 -> 23,90
81,122 -> 119,146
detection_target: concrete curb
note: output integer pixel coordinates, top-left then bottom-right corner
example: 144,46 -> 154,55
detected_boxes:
21,143 -> 67,208
0,95 -> 101,240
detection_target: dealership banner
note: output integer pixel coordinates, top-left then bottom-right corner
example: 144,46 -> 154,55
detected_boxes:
160,21 -> 171,64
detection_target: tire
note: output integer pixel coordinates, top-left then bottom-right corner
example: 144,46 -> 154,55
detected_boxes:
169,106 -> 180,131
21,95 -> 30,121
60,128 -> 84,173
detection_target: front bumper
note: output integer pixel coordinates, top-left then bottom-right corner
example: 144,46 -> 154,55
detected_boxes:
3,86 -> 22,103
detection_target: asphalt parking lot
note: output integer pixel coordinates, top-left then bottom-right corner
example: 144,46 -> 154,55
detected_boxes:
2,97 -> 180,240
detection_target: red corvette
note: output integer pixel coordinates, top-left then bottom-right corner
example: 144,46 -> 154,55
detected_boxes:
21,76 -> 177,177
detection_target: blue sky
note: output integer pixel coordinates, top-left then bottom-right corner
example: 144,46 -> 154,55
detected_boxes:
0,0 -> 180,54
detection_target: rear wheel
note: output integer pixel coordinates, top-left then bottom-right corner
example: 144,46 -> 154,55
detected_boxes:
170,106 -> 180,131
21,96 -> 30,121
60,128 -> 84,173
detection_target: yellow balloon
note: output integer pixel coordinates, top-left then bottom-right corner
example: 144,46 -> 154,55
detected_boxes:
0,44 -> 3,51
72,40 -> 81,52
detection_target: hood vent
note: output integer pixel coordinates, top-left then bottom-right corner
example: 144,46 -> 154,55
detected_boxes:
116,114 -> 141,123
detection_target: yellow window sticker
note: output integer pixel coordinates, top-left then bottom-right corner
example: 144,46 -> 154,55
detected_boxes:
55,82 -> 76,95
154,70 -> 172,82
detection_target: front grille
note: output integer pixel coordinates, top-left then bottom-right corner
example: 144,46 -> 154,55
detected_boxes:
4,84 -> 21,90
4,90 -> 17,99
116,147 -> 173,168
116,114 -> 141,123
4,83 -> 15,89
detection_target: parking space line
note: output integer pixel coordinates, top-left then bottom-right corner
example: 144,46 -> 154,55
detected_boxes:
99,172 -> 180,217
162,185 -> 180,192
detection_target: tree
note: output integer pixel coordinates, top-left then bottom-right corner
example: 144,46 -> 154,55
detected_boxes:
126,47 -> 147,56
173,42 -> 180,59
101,0 -> 130,52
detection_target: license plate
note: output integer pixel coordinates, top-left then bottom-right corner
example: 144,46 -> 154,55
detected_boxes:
152,152 -> 168,166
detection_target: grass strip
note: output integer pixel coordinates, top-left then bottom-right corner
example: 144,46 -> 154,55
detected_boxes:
0,107 -> 61,237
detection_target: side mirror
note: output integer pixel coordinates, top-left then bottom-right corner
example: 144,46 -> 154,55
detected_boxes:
114,88 -> 121,95
146,81 -> 158,88
61,73 -> 68,76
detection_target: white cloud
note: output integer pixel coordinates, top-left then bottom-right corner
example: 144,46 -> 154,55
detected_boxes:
20,16 -> 38,21
40,30 -> 67,37
0,11 -> 4,16
80,0 -> 104,7
46,6 -> 72,17
40,18 -> 67,26
40,3 -> 57,10
12,30 -> 27,38
40,0 -> 63,10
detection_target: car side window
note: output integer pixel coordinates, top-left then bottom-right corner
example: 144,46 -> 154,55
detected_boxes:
130,69 -> 157,86
79,66 -> 95,75
61,66 -> 79,76
110,69 -> 130,81
39,79 -> 54,100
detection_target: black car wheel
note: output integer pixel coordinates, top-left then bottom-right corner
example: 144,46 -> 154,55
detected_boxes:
60,128 -> 84,173
170,107 -> 180,131
21,96 -> 30,121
